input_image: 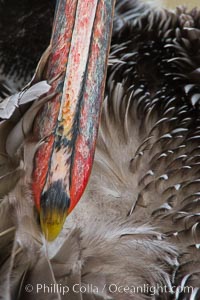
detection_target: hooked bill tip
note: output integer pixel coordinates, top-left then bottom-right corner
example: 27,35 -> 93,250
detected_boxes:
40,209 -> 67,241
40,180 -> 70,241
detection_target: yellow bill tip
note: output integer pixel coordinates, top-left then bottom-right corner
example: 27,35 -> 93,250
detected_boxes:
40,209 -> 67,241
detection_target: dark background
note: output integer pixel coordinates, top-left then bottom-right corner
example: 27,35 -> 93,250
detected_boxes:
0,0 -> 56,84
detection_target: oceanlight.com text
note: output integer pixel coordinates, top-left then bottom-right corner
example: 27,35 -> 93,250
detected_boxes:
24,283 -> 194,297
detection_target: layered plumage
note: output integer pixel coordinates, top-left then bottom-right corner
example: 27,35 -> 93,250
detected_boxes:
0,1 -> 200,299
